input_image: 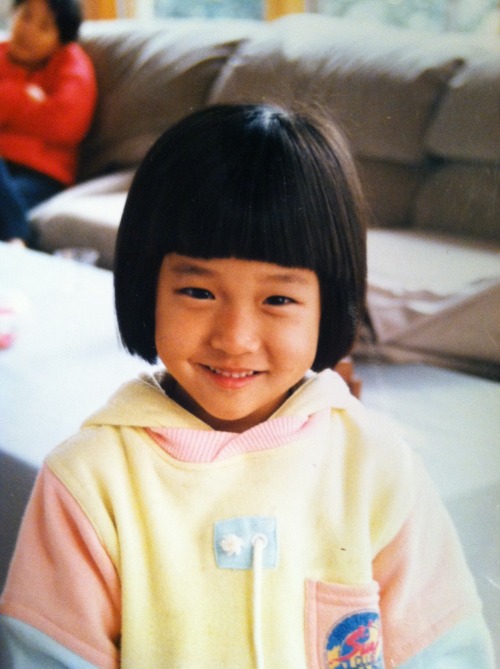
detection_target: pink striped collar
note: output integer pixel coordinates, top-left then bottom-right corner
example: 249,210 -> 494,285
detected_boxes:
146,410 -> 328,463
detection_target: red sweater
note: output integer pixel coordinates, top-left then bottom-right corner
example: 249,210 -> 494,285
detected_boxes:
0,41 -> 97,185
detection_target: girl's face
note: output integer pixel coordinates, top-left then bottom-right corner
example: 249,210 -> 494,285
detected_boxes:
155,254 -> 321,433
9,0 -> 61,69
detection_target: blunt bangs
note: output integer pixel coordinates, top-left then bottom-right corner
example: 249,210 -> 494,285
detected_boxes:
158,133 -> 328,274
114,104 -> 368,369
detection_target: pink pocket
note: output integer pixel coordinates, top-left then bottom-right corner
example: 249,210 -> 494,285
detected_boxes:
305,579 -> 384,669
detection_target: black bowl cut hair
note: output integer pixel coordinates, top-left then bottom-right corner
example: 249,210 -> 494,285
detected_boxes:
114,103 -> 368,372
14,0 -> 82,43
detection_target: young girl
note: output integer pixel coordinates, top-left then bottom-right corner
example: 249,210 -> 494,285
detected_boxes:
0,104 -> 493,668
0,0 -> 96,244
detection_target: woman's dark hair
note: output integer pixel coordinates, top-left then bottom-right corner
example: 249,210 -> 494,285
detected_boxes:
14,0 -> 82,43
115,103 -> 368,372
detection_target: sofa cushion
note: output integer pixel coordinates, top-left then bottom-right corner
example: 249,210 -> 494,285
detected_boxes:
30,171 -> 133,268
413,163 -> 500,241
78,19 -> 260,180
356,159 -> 424,229
425,38 -> 500,162
361,229 -> 500,371
209,13 -> 464,165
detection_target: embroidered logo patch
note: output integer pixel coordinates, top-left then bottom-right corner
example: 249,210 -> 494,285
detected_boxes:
324,610 -> 383,668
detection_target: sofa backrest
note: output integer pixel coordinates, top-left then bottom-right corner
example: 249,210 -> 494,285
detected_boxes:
77,15 -> 500,242
416,43 -> 500,241
209,13 -> 500,241
78,18 -> 261,181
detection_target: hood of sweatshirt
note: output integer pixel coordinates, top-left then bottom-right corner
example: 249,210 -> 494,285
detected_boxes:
82,368 -> 354,432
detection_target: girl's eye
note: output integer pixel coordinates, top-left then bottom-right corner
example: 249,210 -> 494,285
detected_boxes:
264,295 -> 295,306
179,287 -> 214,300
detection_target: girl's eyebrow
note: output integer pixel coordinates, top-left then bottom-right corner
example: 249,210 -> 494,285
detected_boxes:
169,262 -> 213,276
266,272 -> 311,286
169,260 -> 312,285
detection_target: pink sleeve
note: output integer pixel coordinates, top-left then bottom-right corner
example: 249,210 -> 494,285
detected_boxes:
374,458 -> 483,667
0,465 -> 120,669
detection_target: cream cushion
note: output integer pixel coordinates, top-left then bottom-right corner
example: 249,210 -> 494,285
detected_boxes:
363,229 -> 500,370
30,171 -> 133,269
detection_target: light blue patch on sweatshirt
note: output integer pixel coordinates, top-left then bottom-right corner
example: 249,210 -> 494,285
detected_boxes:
214,516 -> 278,570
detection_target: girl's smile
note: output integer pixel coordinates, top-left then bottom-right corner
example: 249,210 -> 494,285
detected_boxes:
203,365 -> 260,387
155,254 -> 321,433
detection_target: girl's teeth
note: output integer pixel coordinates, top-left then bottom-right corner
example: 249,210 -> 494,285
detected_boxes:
209,367 -> 254,378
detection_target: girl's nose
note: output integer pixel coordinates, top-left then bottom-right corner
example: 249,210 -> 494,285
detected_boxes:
210,307 -> 260,355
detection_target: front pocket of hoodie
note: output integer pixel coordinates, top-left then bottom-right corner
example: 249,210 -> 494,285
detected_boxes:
305,579 -> 384,669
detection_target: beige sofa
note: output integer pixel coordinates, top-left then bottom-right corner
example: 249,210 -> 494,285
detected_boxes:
30,14 -> 500,377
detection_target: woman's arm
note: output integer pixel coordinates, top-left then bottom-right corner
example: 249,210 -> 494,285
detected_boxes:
1,44 -> 97,145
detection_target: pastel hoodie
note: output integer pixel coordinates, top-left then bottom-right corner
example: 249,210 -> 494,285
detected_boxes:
0,369 -> 494,668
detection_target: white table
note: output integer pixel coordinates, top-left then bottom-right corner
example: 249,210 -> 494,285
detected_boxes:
0,243 -> 149,464
1,242 -> 499,662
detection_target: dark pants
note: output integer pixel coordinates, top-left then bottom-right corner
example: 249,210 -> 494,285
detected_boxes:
0,160 -> 63,243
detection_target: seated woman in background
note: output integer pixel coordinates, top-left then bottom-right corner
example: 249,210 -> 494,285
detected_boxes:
0,0 -> 97,245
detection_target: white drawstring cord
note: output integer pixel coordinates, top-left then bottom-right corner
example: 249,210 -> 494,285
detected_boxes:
252,533 -> 268,669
